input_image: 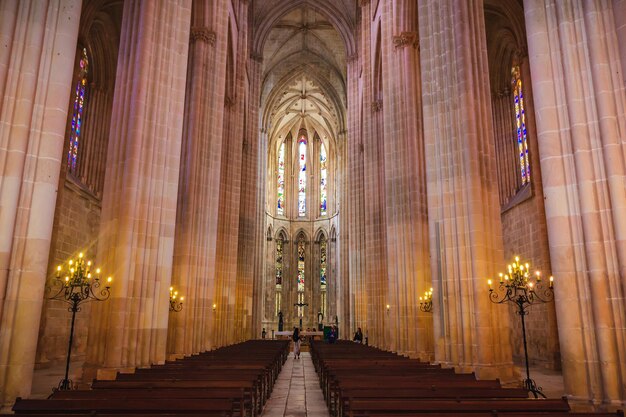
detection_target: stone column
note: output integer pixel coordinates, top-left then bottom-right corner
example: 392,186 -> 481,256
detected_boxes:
167,0 -> 228,358
380,0 -> 432,359
0,0 -> 82,409
524,0 -> 626,409
213,4 -> 248,347
249,54 -> 265,340
84,0 -> 191,378
233,0 -> 254,343
346,49 -> 367,338
419,0 -> 515,380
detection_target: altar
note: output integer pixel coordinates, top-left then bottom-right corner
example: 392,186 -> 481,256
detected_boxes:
274,330 -> 324,341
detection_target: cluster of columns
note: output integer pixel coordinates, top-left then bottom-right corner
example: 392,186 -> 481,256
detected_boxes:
0,0 -> 83,408
523,0 -> 626,408
0,0 -> 258,409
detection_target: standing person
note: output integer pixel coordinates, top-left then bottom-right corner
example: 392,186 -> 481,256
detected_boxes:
353,327 -> 363,343
328,325 -> 336,344
292,327 -> 301,359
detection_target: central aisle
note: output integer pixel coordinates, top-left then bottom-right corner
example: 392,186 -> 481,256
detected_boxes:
261,352 -> 330,417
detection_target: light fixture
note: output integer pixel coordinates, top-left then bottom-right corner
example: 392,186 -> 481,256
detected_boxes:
488,256 -> 554,398
169,286 -> 183,312
49,252 -> 111,390
419,288 -> 433,313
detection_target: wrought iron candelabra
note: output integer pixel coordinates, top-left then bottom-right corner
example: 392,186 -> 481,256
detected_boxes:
419,288 -> 433,313
169,286 -> 184,312
49,253 -> 112,390
488,256 -> 554,398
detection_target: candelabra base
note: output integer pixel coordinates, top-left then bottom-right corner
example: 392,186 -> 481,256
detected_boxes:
523,377 -> 546,398
57,378 -> 73,391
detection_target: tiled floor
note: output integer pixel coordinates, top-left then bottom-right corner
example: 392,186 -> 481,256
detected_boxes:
260,352 -> 329,417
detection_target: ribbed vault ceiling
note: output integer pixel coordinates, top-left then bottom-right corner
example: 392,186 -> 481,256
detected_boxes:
256,2 -> 351,145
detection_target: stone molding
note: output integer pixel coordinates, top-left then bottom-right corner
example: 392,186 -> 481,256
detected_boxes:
358,0 -> 370,6
190,26 -> 216,45
347,53 -> 359,64
393,31 -> 418,49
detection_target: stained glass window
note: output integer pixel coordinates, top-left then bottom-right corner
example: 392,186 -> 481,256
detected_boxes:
277,142 -> 285,215
297,238 -> 305,292
320,143 -> 327,216
512,66 -> 530,185
275,235 -> 284,287
298,137 -> 307,217
320,235 -> 327,288
67,48 -> 89,174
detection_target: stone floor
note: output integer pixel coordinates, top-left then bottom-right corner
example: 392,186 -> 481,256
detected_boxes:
260,352 -> 329,417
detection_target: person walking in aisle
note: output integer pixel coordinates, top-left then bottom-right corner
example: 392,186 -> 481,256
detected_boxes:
292,327 -> 301,359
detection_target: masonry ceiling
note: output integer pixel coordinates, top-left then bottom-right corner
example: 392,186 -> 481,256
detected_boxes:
257,1 -> 352,143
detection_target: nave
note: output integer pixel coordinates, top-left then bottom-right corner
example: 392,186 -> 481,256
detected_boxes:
8,340 -> 624,416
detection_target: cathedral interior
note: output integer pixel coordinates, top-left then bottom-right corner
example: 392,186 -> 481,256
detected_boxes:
0,0 -> 625,413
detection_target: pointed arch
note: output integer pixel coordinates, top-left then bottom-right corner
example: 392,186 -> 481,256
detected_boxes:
314,228 -> 328,243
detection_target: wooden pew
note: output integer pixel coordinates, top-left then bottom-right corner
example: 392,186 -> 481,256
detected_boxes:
13,397 -> 234,416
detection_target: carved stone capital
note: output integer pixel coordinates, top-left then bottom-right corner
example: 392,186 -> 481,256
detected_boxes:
371,99 -> 383,113
393,31 -> 418,49
250,52 -> 264,63
347,53 -> 359,64
224,95 -> 236,108
190,26 -> 216,45
358,0 -> 370,6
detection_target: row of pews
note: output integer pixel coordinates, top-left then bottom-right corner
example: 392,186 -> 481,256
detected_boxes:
310,340 -> 624,417
13,339 -> 290,417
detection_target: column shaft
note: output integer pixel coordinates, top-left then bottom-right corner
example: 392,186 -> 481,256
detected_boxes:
85,0 -> 191,376
419,0 -> 515,380
0,0 -> 81,408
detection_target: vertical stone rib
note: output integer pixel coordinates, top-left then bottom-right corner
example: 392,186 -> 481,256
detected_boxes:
0,0 -> 81,409
419,0 -> 514,380
524,0 -> 626,409
85,0 -> 190,376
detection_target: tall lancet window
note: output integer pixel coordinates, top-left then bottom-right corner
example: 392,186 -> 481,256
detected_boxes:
275,235 -> 284,288
320,235 -> 327,317
320,143 -> 327,216
512,65 -> 530,185
297,237 -> 305,317
297,238 -> 305,292
68,48 -> 89,175
298,136 -> 307,217
277,142 -> 285,215
275,234 -> 284,316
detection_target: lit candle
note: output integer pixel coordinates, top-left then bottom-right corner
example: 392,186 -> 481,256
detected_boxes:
180,297 -> 184,302
549,276 -> 554,288
536,271 -> 541,281
56,265 -> 62,278
488,279 -> 493,289
107,276 -> 112,284
499,273 -> 504,283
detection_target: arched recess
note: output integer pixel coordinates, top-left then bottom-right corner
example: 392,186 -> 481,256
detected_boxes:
484,0 -> 560,370
36,0 -> 123,367
257,0 -> 347,336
